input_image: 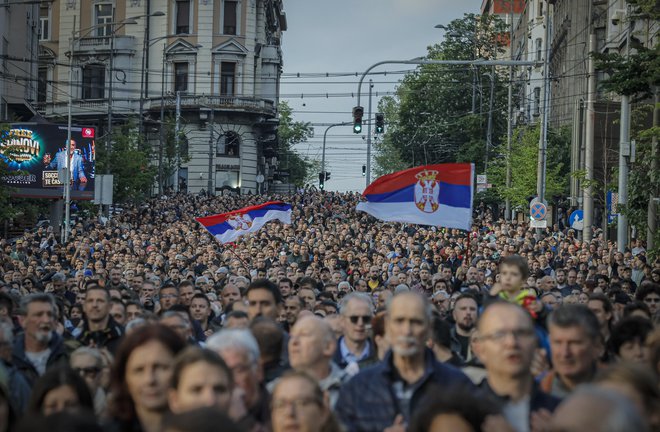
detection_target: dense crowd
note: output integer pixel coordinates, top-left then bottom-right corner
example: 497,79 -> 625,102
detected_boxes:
0,190 -> 659,432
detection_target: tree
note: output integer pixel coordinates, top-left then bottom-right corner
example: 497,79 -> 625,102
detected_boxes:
374,13 -> 510,175
487,124 -> 570,209
277,101 -> 315,186
96,123 -> 157,204
160,116 -> 191,190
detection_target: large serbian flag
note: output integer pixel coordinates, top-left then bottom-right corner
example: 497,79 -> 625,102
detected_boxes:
356,163 -> 474,230
195,201 -> 292,244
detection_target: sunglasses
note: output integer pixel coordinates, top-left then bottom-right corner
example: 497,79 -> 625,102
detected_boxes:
348,315 -> 372,325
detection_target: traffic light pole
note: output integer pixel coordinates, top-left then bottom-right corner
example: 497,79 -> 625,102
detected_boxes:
355,59 -> 538,108
367,79 -> 373,186
321,121 -> 352,189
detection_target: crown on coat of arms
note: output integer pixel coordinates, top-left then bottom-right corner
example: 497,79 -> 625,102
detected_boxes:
415,169 -> 438,182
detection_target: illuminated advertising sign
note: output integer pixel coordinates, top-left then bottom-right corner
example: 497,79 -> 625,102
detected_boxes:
0,124 -> 96,199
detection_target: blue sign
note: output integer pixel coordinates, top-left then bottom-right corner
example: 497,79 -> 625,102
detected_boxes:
530,202 -> 547,220
568,210 -> 584,230
606,191 -> 618,224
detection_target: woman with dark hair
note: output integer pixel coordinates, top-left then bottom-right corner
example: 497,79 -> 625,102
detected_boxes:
107,324 -> 186,432
27,366 -> 94,416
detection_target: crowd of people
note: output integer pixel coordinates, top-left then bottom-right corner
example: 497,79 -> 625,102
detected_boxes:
0,190 -> 659,432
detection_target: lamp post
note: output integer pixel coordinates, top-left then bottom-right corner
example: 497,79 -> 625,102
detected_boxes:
137,11 -> 165,137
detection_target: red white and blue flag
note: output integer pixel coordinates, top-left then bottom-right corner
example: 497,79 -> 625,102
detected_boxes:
195,201 -> 292,244
356,163 -> 474,230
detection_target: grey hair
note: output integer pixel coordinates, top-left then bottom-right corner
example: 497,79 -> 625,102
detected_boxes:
206,328 -> 261,366
18,293 -> 55,315
125,318 -> 146,332
385,291 -> 435,324
339,292 -> 374,315
70,346 -> 103,368
567,385 -> 649,432
547,304 -> 601,342
337,281 -> 352,292
0,321 -> 13,344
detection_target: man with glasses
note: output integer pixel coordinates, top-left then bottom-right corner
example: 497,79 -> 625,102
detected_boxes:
70,346 -> 106,415
333,292 -> 377,375
159,284 -> 180,312
474,302 -> 560,431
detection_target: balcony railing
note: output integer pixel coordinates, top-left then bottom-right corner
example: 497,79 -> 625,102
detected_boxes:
162,94 -> 276,114
72,35 -> 136,54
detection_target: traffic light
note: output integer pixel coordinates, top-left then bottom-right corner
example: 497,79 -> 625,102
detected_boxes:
352,106 -> 364,134
325,171 -> 331,181
375,113 -> 385,134
318,172 -> 325,190
362,165 -> 366,176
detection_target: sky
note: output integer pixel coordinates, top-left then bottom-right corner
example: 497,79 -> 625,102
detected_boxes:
281,0 -> 475,191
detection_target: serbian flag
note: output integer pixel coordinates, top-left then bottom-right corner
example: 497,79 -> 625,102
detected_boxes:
195,201 -> 292,244
356,163 -> 474,230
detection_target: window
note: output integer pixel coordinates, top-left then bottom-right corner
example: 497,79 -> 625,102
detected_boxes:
215,170 -> 239,189
39,6 -> 50,41
37,67 -> 47,102
216,131 -> 240,156
223,0 -> 238,35
220,62 -> 235,96
95,4 -> 114,37
175,0 -> 191,34
174,62 -> 189,93
533,87 -> 541,117
535,38 -> 543,62
82,65 -> 106,99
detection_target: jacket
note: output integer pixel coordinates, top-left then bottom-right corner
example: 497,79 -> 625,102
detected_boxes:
332,337 -> 379,372
479,379 -> 561,422
12,331 -> 71,386
335,348 -> 474,432
76,316 -> 124,355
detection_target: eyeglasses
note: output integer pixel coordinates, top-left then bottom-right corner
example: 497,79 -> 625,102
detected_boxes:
73,366 -> 101,378
348,315 -> 372,325
272,397 -> 322,413
479,328 -> 535,343
644,297 -> 660,304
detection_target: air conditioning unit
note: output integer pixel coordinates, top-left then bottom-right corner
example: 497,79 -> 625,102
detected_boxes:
259,156 -> 266,165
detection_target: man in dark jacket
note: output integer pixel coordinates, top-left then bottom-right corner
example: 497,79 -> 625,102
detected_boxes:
335,292 -> 474,431
12,293 -> 71,385
474,302 -> 560,430
77,286 -> 123,354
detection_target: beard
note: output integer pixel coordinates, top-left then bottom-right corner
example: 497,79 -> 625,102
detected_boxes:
391,337 -> 420,357
33,329 -> 53,344
457,320 -> 474,332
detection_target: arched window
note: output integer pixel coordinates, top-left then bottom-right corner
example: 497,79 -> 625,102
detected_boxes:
216,131 -> 240,156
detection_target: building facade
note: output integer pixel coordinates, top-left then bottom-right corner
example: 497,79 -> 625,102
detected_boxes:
35,0 -> 286,195
0,1 -> 39,121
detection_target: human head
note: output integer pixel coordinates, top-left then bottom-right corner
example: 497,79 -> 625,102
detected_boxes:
110,299 -> 127,326
159,285 -> 180,311
168,346 -> 233,414
109,324 -> 186,424
19,293 -> 56,346
284,296 -> 305,326
339,292 -> 374,345
587,293 -> 613,331
189,294 -> 211,324
386,292 -> 433,358
547,305 -> 603,387
206,329 -> 262,409
69,347 -> 104,397
289,315 -> 336,373
475,302 -> 537,379
498,255 -> 529,293
178,281 -> 195,307
635,283 -> 660,315
220,284 -> 241,308
609,317 -> 653,364
271,371 -> 331,432
161,407 -> 242,432
245,279 -> 282,321
452,294 -> 478,334
549,385 -> 648,432
27,367 -> 94,416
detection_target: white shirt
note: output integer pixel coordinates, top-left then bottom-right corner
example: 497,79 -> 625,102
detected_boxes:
503,396 -> 531,432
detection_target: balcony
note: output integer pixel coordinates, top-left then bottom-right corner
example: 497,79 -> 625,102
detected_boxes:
146,94 -> 277,116
71,35 -> 136,56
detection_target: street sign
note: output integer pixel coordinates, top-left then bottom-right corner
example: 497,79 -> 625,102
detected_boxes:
477,174 -> 487,184
530,202 -> 547,221
568,210 -> 584,230
530,219 -> 548,228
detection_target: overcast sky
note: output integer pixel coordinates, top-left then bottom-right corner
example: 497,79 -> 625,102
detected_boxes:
281,0 -> 475,191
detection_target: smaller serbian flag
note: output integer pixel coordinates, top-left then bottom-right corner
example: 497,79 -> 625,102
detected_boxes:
356,163 -> 474,230
196,201 -> 292,244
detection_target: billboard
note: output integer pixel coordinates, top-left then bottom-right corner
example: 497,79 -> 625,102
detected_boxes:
0,124 -> 96,200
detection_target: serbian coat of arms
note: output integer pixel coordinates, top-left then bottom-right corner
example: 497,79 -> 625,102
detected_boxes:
413,169 -> 440,213
227,213 -> 253,231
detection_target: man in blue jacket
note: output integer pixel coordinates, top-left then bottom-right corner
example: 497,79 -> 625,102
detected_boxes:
335,292 -> 474,432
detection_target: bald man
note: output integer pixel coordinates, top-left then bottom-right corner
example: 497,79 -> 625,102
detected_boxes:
474,302 -> 560,432
289,315 -> 349,408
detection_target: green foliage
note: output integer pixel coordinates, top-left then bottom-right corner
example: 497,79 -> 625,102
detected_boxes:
593,46 -> 660,98
96,123 -> 157,204
487,124 -> 569,209
161,116 -> 191,189
374,13 -> 510,175
277,101 -> 315,186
